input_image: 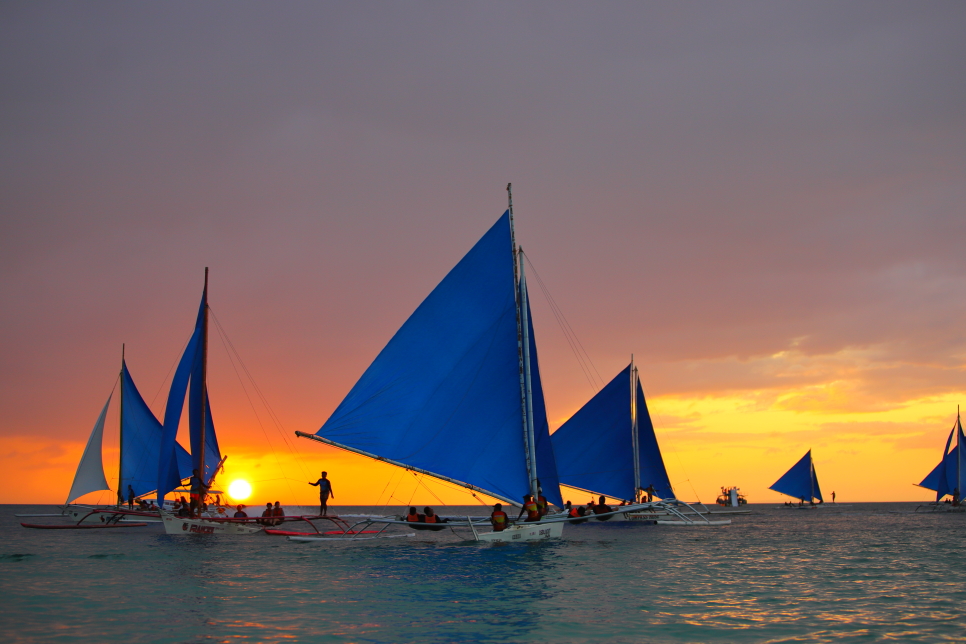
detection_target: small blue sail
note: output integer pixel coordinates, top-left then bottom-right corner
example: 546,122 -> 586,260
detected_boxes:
120,362 -> 191,498
551,364 -> 674,501
314,212 -> 551,506
770,450 -> 823,502
918,418 -> 966,501
526,294 -> 563,508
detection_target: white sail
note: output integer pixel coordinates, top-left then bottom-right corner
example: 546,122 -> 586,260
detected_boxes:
66,394 -> 112,504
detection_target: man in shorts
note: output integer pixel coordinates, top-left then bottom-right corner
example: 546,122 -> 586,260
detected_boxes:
308,471 -> 335,515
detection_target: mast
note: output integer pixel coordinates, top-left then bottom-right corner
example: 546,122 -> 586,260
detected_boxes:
117,344 -> 125,506
958,405 -> 962,504
630,355 -> 641,501
508,183 -> 539,501
198,268 -> 209,493
810,450 -> 815,503
519,249 -> 539,501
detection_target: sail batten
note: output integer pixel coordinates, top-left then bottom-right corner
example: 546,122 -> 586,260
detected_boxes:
311,212 -> 561,507
66,394 -> 113,504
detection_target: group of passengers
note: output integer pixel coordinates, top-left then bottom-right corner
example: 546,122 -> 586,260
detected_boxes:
403,506 -> 448,525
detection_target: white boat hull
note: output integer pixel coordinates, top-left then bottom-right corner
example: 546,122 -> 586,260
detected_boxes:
160,512 -> 263,535
473,521 -> 564,543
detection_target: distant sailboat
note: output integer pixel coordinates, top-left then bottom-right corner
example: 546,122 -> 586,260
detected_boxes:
297,187 -> 565,542
551,359 -> 675,503
770,450 -> 823,507
21,315 -> 205,529
916,408 -> 965,510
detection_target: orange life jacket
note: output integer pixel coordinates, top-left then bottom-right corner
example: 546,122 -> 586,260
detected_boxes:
537,495 -> 548,513
424,514 -> 438,523
491,511 -> 507,528
568,507 -> 579,518
406,513 -> 420,522
524,500 -> 539,520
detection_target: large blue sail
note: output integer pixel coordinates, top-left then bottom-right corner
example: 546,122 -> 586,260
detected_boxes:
120,362 -> 192,498
526,294 -> 563,508
770,450 -> 823,502
314,212 -> 544,506
918,418 -> 966,501
552,364 -> 674,501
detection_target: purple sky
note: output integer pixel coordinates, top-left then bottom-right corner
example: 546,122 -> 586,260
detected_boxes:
2,3 -> 964,501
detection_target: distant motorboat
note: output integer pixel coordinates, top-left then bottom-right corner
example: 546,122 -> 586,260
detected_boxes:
716,486 -> 747,507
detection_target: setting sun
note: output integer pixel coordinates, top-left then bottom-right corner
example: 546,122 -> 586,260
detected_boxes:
227,479 -> 252,501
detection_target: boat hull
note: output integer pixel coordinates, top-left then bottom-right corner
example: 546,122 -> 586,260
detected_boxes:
474,521 -> 564,543
160,512 -> 263,535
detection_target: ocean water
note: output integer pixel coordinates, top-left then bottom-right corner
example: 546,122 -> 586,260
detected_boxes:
2,503 -> 964,643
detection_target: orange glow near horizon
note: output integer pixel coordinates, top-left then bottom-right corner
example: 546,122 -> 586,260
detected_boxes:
4,378 -> 958,506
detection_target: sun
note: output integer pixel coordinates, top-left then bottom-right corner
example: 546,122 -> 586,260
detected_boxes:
227,479 -> 252,501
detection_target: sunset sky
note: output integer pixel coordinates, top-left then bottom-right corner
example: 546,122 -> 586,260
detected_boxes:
2,3 -> 964,506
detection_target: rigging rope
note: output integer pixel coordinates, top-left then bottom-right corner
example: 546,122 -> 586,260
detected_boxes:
209,309 -> 305,504
523,253 -> 606,393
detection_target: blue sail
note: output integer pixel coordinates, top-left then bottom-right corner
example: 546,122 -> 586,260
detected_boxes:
918,419 -> 966,501
120,362 -> 192,498
157,325 -> 200,504
770,450 -> 822,502
551,365 -> 674,501
636,381 -> 674,499
526,294 -> 563,508
157,287 -> 222,503
314,212 -> 549,506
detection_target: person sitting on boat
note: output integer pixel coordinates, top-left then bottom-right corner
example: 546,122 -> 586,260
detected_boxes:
517,495 -> 540,522
272,501 -> 285,526
422,507 -> 445,524
565,501 -> 579,518
404,507 -> 422,522
490,503 -> 508,531
259,502 -> 274,526
233,505 -> 248,518
593,495 -> 613,518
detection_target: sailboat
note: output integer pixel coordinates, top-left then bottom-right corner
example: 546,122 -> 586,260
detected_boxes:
770,450 -> 823,507
156,269 -> 262,535
916,408 -> 965,511
21,344 -> 200,529
550,359 -> 730,526
296,187 -> 565,543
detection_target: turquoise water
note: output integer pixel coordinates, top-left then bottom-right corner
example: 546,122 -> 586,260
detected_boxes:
2,503 -> 964,643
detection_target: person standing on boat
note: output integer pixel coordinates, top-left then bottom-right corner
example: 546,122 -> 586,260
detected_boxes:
490,503 -> 508,531
308,471 -> 335,516
127,485 -> 135,510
